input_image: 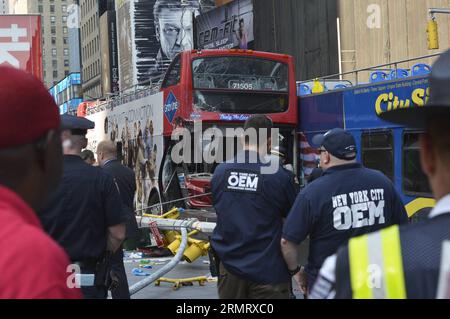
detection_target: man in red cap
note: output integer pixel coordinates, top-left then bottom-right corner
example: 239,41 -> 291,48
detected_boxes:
0,66 -> 82,299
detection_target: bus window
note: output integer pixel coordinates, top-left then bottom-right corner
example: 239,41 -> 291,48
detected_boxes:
162,54 -> 182,88
403,132 -> 431,196
192,56 -> 289,114
361,131 -> 394,181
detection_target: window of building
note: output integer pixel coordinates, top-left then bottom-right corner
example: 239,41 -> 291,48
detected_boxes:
361,130 -> 394,181
53,70 -> 58,78
64,48 -> 69,56
403,132 -> 431,196
62,5 -> 67,13
50,16 -> 55,24
52,48 -> 57,57
62,16 -> 67,24
51,26 -> 56,34
50,5 -> 55,13
63,27 -> 68,34
63,37 -> 68,45
52,60 -> 57,68
51,37 -> 56,45
38,5 -> 43,13
64,60 -> 69,67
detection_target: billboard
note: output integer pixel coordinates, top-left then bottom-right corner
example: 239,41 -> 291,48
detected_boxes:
116,0 -> 134,90
100,10 -> 120,95
116,0 -> 214,89
0,15 -> 42,80
196,0 -> 254,50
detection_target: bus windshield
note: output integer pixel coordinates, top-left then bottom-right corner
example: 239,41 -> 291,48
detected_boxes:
192,56 -> 289,114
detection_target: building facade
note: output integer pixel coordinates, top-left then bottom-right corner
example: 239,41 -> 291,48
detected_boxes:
0,0 -> 9,14
80,0 -> 102,100
25,0 -> 73,88
9,0 -> 28,14
49,72 -> 82,114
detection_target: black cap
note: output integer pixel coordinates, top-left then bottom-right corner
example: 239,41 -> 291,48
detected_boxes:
379,49 -> 450,128
312,128 -> 357,160
61,114 -> 95,135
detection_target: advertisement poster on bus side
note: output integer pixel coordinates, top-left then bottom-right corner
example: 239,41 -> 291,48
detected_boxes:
196,0 -> 254,50
343,77 -> 430,130
86,92 -> 164,210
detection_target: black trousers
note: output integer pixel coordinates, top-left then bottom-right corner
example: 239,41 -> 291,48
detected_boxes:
110,248 -> 131,299
82,285 -> 108,299
218,263 -> 290,299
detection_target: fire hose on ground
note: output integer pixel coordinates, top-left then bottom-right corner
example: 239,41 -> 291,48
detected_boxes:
129,227 -> 188,296
129,215 -> 217,296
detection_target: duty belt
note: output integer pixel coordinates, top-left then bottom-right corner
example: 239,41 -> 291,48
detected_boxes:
73,259 -> 100,287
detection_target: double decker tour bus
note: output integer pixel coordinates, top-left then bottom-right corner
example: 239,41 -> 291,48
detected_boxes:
83,49 -> 298,216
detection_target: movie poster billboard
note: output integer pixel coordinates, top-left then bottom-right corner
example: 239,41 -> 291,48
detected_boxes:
116,0 -> 214,89
196,0 -> 254,50
0,15 -> 42,80
86,92 -> 164,210
116,0 -> 135,90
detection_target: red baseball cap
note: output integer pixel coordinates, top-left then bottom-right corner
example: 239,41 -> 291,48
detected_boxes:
0,66 -> 60,149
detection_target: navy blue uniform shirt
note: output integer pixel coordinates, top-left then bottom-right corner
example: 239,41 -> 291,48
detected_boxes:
39,155 -> 127,262
211,151 -> 297,284
283,163 -> 408,282
102,159 -> 139,239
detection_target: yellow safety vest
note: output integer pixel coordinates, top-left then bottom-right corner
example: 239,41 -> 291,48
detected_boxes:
348,225 -> 407,299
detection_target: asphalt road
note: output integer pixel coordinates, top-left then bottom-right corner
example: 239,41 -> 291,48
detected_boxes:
124,256 -> 218,299
121,248 -> 308,299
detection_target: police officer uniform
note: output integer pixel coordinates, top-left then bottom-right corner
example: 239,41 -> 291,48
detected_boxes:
310,49 -> 450,300
39,115 -> 127,299
211,150 -> 297,299
282,129 -> 408,288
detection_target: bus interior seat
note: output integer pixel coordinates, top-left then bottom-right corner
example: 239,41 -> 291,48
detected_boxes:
259,78 -> 278,91
370,71 -> 388,83
298,84 -> 312,96
389,69 -> 409,80
411,63 -> 432,76
334,84 -> 348,90
195,75 -> 215,89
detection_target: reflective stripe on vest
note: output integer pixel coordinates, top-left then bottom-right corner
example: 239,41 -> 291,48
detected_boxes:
349,225 -> 407,299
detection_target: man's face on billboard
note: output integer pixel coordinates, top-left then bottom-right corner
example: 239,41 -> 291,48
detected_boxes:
157,7 -> 197,60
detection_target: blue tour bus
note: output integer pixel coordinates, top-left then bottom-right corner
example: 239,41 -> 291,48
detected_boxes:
297,75 -> 435,221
